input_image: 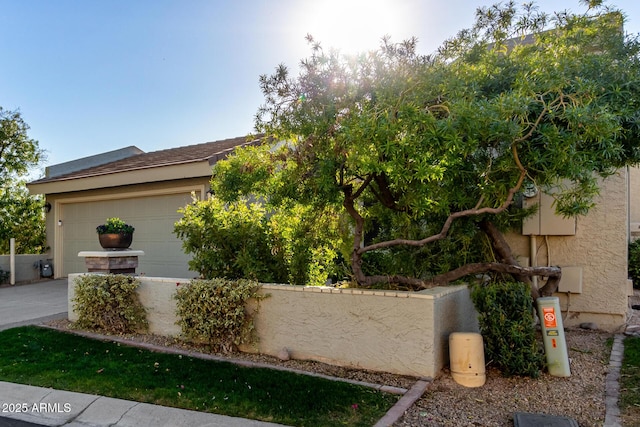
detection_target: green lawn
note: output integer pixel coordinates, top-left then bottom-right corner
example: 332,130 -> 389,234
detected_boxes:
620,336 -> 640,425
0,326 -> 398,427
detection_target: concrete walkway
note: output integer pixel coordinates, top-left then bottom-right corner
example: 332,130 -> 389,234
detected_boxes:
0,280 -> 286,427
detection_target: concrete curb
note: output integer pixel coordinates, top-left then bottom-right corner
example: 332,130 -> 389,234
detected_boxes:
373,379 -> 431,427
604,334 -> 625,427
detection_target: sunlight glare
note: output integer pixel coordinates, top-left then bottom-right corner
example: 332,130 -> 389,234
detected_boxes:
298,0 -> 407,54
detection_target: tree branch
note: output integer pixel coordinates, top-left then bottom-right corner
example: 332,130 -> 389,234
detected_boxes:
357,168 -> 526,255
426,263 -> 561,289
357,262 -> 561,292
352,174 -> 374,200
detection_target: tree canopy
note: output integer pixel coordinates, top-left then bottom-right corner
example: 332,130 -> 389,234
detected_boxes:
202,1 -> 640,293
0,108 -> 46,254
0,108 -> 42,185
0,183 -> 47,254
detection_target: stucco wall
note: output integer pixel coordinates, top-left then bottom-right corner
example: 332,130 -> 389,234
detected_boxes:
68,274 -> 479,378
507,171 -> 631,331
0,254 -> 52,284
629,166 -> 640,238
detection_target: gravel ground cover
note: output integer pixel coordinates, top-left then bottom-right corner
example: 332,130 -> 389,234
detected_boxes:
395,329 -> 612,427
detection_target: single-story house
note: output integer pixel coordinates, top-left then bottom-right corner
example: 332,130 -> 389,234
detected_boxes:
27,135 -> 637,331
27,135 -> 262,279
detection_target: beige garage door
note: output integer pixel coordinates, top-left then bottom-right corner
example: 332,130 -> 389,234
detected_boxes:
61,192 -> 197,278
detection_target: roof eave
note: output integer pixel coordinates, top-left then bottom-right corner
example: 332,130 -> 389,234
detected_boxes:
28,160 -> 214,195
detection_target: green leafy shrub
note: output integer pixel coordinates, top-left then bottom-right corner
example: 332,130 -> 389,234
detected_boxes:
629,239 -> 640,289
267,203 -> 347,286
175,197 -> 287,283
174,195 -> 347,286
96,217 -> 135,235
471,281 -> 544,378
72,274 -> 148,333
174,278 -> 267,353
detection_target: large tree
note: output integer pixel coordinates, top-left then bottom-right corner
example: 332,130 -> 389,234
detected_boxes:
0,108 -> 42,184
0,107 -> 46,254
0,183 -> 47,254
211,1 -> 640,296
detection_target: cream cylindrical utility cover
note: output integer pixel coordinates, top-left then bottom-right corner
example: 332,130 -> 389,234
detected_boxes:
449,332 -> 486,387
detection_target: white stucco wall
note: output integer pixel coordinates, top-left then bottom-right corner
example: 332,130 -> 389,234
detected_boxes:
68,274 -> 479,378
507,171 -> 631,331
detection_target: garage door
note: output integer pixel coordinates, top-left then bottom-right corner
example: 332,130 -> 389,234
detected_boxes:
61,192 -> 197,278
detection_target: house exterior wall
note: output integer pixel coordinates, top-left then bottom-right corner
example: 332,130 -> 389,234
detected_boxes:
506,171 -> 632,331
68,274 -> 480,378
45,178 -> 210,278
629,166 -> 640,239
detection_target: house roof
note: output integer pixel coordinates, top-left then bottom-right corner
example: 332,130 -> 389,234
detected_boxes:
27,134 -> 263,195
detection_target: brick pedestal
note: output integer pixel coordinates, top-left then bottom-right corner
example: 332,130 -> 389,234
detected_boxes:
78,250 -> 145,275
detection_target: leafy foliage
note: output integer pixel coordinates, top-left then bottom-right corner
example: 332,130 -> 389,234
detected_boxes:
210,1 -> 640,289
72,274 -> 148,334
629,239 -> 640,289
175,195 -> 346,286
95,217 -> 135,235
0,108 -> 46,255
0,108 -> 42,185
471,281 -> 544,377
0,182 -> 47,254
174,278 -> 266,353
175,197 -> 285,282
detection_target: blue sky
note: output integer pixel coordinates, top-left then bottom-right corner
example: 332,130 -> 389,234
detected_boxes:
1,0 -> 639,173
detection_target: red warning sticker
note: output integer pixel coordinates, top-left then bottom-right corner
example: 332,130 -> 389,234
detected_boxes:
543,307 -> 557,328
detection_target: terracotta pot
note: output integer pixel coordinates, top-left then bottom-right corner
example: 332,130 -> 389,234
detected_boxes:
98,233 -> 133,249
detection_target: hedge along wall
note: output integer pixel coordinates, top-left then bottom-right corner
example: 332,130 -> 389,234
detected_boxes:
67,274 -> 479,378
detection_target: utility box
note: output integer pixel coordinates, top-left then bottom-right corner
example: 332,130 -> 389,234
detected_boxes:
537,297 -> 571,377
522,191 -> 576,236
557,266 -> 583,294
39,259 -> 53,278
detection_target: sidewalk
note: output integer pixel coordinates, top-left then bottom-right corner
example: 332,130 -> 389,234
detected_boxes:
0,381 -> 284,427
0,280 -> 286,427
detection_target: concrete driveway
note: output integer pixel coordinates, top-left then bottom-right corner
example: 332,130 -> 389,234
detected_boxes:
0,279 -> 68,331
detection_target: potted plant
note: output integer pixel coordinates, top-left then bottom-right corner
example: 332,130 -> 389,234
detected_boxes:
96,217 -> 135,249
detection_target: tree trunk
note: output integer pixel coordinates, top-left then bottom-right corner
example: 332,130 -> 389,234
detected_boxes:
342,187 -> 368,285
478,219 -> 539,296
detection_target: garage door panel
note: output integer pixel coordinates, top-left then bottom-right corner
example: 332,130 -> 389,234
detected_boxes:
61,192 -> 197,278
